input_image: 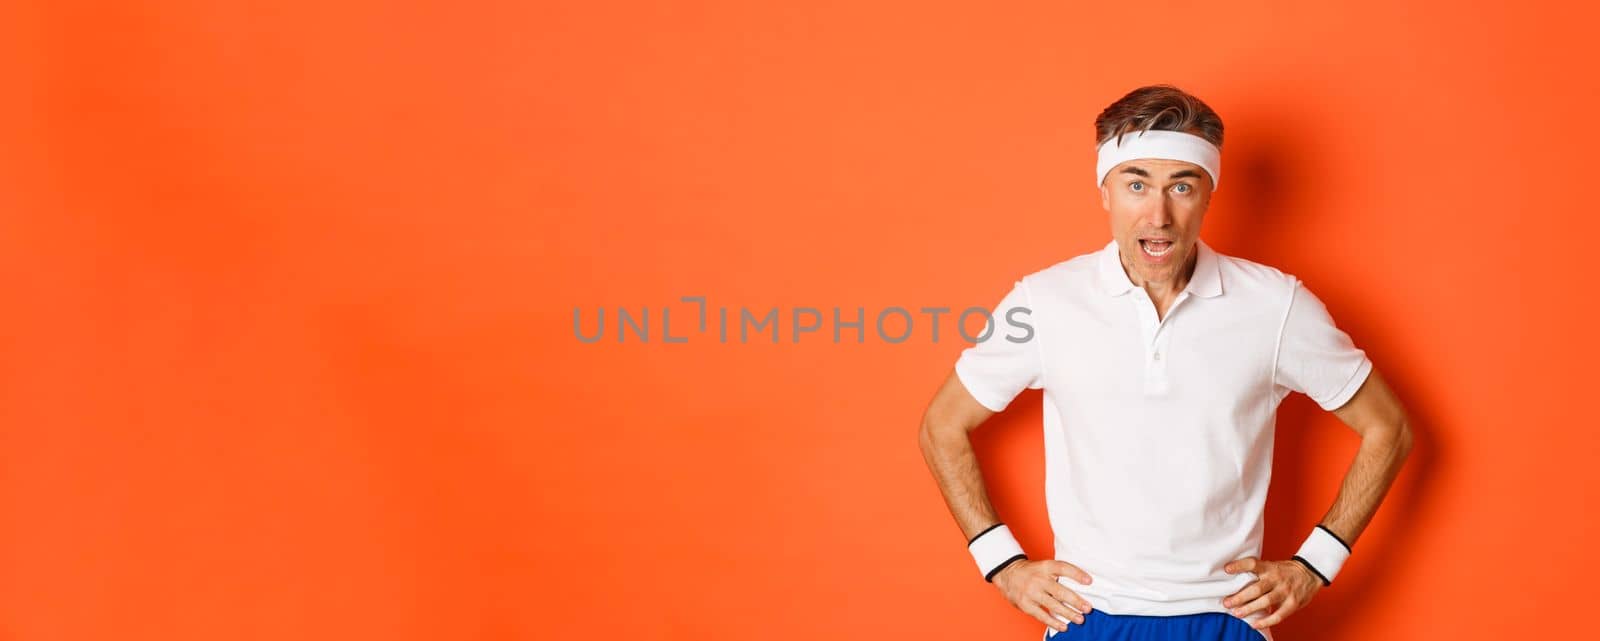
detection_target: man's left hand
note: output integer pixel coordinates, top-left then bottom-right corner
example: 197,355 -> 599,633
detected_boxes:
1221,556 -> 1323,630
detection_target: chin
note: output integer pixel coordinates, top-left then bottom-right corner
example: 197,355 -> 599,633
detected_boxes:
1136,266 -> 1174,283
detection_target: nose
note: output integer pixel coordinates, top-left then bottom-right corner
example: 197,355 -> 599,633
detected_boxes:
1145,194 -> 1174,227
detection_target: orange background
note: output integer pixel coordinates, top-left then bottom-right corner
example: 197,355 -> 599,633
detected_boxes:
1,1 -> 1595,639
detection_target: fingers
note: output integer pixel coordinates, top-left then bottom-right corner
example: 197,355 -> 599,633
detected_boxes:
1020,601 -> 1070,633
1227,561 -> 1310,628
1052,560 -> 1093,585
1008,563 -> 1091,631
1252,603 -> 1293,629
1046,583 -> 1094,615
1224,557 -> 1259,574
1004,560 -> 1095,633
1233,592 -> 1276,619
1222,579 -> 1265,610
1036,593 -> 1084,627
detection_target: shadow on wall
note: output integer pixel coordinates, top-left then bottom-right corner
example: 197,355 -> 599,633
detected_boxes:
1211,103 -> 1440,641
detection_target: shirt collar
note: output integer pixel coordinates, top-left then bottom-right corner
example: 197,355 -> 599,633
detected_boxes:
1096,238 -> 1224,298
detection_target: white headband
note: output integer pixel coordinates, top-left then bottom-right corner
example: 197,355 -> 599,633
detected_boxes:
1095,129 -> 1221,191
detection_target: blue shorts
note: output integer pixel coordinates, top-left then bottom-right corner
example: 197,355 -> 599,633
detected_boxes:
1042,609 -> 1271,641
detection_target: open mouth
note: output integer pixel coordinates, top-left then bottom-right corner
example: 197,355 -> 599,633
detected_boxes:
1139,239 -> 1175,258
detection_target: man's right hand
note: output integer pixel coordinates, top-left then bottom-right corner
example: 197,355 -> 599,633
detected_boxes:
992,559 -> 1094,633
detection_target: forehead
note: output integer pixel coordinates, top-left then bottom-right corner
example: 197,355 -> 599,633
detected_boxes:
1110,158 -> 1206,180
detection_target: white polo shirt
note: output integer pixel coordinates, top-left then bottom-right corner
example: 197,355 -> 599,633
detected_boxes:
955,238 -> 1371,629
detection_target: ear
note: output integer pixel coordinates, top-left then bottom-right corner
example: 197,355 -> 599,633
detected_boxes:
1099,183 -> 1111,212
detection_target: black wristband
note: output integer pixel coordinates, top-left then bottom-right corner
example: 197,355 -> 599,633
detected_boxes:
984,554 -> 1028,583
968,522 -> 1005,546
1291,555 -> 1332,587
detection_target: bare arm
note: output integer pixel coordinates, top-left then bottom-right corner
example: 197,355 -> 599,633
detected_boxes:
918,371 -> 1094,632
916,370 -> 1001,541
1319,366 -> 1416,545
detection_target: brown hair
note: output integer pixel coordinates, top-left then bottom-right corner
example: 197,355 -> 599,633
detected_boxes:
1094,84 -> 1224,148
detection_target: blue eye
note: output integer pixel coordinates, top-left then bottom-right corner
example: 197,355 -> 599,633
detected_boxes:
1174,184 -> 1191,194
1130,182 -> 1144,192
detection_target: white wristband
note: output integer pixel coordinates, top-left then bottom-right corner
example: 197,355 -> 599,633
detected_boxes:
1292,525 -> 1352,586
967,523 -> 1027,582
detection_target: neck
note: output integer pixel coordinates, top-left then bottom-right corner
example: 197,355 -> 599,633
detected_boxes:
1119,245 -> 1199,304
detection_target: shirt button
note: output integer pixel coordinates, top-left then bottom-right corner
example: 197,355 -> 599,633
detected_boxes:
1153,352 -> 1162,360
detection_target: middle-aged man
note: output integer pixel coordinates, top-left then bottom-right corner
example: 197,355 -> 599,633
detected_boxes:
917,85 -> 1415,641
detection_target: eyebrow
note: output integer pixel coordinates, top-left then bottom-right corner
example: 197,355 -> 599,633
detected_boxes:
1118,167 -> 1203,180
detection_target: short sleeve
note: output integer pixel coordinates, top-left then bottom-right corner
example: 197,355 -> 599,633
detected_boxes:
953,280 -> 1043,412
1274,280 -> 1373,411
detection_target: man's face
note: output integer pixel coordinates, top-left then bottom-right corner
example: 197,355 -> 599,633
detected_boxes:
1099,158 -> 1214,287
